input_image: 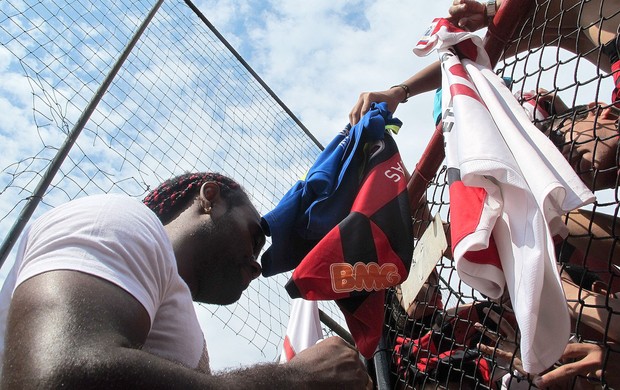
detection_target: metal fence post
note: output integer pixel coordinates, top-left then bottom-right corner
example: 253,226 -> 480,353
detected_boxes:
0,0 -> 166,267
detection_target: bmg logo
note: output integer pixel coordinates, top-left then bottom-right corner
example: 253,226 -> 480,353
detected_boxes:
330,262 -> 401,293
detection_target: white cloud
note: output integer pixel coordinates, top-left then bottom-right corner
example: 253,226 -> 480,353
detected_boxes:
206,0 -> 450,169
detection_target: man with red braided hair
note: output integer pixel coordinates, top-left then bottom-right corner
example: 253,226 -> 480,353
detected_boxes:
0,172 -> 372,389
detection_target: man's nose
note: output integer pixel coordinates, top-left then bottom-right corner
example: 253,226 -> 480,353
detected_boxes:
249,258 -> 262,280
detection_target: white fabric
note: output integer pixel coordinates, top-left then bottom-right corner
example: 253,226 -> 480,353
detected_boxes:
279,298 -> 323,363
518,90 -> 550,123
0,194 -> 210,374
414,19 -> 595,374
500,372 -> 531,390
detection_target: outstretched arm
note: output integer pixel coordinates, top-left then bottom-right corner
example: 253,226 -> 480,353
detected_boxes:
561,274 -> 620,343
449,0 -> 614,72
348,61 -> 442,125
2,270 -> 371,389
564,209 -> 620,269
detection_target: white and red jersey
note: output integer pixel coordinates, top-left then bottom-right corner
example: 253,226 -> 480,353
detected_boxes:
414,19 -> 595,374
279,298 -> 323,363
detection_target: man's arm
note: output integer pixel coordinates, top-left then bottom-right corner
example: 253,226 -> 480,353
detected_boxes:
348,61 -> 442,126
2,270 -> 371,389
561,274 -> 620,343
449,0 -> 612,72
564,209 -> 620,268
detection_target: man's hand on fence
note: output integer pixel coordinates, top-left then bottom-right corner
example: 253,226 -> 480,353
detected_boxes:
534,342 -> 620,389
475,306 -> 526,377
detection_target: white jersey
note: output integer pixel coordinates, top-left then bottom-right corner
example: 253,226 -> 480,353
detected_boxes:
414,18 -> 595,374
0,194 -> 210,374
279,298 -> 323,363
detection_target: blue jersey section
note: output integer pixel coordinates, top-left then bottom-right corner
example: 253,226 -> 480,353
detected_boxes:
260,102 -> 402,277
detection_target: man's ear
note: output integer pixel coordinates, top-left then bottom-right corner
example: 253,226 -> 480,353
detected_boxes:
199,182 -> 220,213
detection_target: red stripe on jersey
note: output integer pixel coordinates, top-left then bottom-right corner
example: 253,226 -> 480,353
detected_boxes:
283,336 -> 295,361
450,83 -> 484,105
370,219 -> 408,280
449,181 -> 502,269
449,63 -> 469,79
352,153 -> 406,216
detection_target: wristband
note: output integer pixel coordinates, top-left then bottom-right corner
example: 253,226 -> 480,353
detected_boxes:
485,0 -> 497,23
390,84 -> 410,103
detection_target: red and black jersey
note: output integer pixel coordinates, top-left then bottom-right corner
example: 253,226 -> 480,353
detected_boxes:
286,131 -> 413,358
393,302 -> 507,387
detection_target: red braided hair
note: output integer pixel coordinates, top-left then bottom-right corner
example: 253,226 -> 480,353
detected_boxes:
143,172 -> 246,224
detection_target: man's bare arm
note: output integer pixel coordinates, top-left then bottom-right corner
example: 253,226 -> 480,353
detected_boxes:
2,270 -> 370,389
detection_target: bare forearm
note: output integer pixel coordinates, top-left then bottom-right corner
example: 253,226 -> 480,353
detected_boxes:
565,209 -> 620,267
400,61 -> 441,97
3,346 -> 310,390
563,278 -> 620,342
3,272 -> 331,389
216,363 -> 315,390
567,297 -> 620,342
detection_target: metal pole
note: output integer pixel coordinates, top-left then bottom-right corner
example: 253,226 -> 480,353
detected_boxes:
183,0 -> 323,151
373,334 -> 392,390
318,309 -> 355,346
0,0 -> 165,267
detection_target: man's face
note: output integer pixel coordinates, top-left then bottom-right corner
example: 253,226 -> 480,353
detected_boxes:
192,201 -> 265,305
554,103 -> 620,191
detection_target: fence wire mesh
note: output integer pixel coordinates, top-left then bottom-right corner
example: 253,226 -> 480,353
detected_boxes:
0,0 -> 344,363
384,0 -> 620,389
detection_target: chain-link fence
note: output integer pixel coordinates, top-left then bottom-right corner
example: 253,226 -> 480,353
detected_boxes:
0,0 -> 344,364
383,0 -> 620,388
3,0 -> 620,387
